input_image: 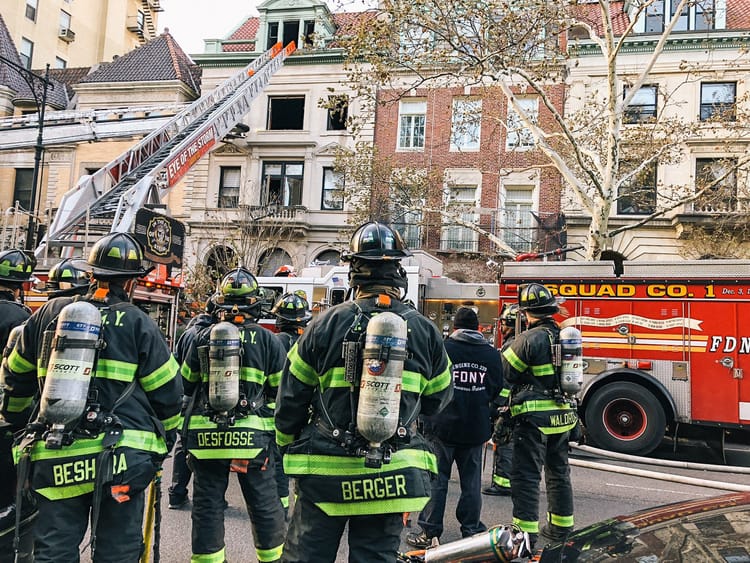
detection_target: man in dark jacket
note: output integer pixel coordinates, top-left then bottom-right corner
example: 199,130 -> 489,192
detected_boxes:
407,307 -> 503,548
1,233 -> 182,563
275,222 -> 453,563
502,283 -> 578,549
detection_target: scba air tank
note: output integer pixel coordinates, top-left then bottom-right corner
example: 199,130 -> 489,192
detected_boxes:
39,301 -> 102,428
208,321 -> 241,413
357,311 -> 408,446
559,326 -> 583,395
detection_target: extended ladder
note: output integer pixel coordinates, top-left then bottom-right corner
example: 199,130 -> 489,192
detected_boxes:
35,41 -> 296,262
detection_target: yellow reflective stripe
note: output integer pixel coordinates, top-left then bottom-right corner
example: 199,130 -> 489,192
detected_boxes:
287,344 -> 318,387
401,370 -> 422,393
141,356 -> 179,392
95,359 -> 136,382
423,362 -> 451,396
503,348 -> 527,372
8,349 -> 34,373
276,429 -> 295,447
189,415 -> 275,431
191,547 -> 225,563
240,366 -> 265,384
510,400 -> 574,416
548,512 -> 574,528
6,395 -> 34,413
190,448 -> 263,460
267,369 -> 282,389
36,482 -> 95,500
181,361 -> 200,383
280,496 -> 290,508
500,388 -> 511,398
513,517 -> 539,534
161,412 -> 181,431
492,475 -> 511,488
539,423 -> 577,435
316,497 -> 430,516
284,449 -> 437,476
256,543 -> 284,562
319,367 -> 347,390
24,428 -> 167,461
531,363 -> 555,377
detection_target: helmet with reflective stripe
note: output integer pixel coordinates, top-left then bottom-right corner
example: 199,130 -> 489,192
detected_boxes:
500,303 -> 520,327
88,232 -> 148,277
220,267 -> 259,299
271,292 -> 312,323
342,222 -> 411,262
519,283 -> 560,316
0,249 -> 34,283
47,258 -> 90,291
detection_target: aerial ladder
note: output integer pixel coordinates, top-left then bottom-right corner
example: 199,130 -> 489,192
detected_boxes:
35,41 -> 296,263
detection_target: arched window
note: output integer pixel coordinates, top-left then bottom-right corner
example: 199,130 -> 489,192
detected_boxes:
258,248 -> 292,276
313,249 -> 341,266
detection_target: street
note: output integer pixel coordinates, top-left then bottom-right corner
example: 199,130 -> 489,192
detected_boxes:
115,437 -> 750,562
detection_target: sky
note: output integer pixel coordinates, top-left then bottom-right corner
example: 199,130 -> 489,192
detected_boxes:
159,0 -> 259,55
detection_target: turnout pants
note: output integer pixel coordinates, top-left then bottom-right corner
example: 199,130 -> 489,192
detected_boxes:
168,432 -> 192,502
418,438 -> 486,539
490,441 -> 513,490
33,489 -> 146,563
510,419 -> 574,535
189,456 -> 285,563
281,487 -> 403,563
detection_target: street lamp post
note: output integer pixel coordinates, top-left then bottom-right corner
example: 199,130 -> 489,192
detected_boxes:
0,55 -> 53,252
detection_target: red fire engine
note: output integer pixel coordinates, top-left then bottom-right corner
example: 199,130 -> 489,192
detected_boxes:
498,260 -> 750,456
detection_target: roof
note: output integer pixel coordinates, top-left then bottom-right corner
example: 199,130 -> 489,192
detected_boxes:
0,13 -> 33,95
80,32 -> 201,95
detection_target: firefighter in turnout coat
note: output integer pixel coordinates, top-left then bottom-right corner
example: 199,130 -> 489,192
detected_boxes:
275,222 -> 453,563
181,267 -> 286,563
0,250 -> 35,561
1,233 -> 182,563
502,283 -> 578,549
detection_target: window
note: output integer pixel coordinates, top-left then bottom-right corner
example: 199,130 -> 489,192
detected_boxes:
326,95 -> 348,131
441,186 -> 479,252
54,57 -> 67,69
624,85 -> 658,123
267,22 -> 279,49
261,162 -> 303,207
283,20 -> 300,47
643,0 -> 718,33
303,20 -> 315,47
501,186 -> 534,253
137,10 -> 145,31
267,96 -> 305,130
393,209 -> 422,249
618,162 -> 657,215
218,166 -> 241,208
322,167 -> 344,210
694,158 -> 737,212
258,248 -> 292,277
59,10 -> 72,34
700,82 -> 736,121
25,0 -> 38,21
13,169 -> 34,211
450,99 -> 481,151
506,98 -> 538,150
20,38 -> 33,69
397,100 -> 426,150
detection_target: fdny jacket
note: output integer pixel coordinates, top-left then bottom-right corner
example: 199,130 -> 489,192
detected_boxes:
275,297 -> 453,516
502,318 -> 578,434
181,318 -> 286,461
424,329 -> 503,446
1,285 -> 182,500
0,295 -> 31,427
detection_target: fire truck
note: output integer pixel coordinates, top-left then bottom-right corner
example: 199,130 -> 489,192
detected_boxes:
497,260 -> 750,456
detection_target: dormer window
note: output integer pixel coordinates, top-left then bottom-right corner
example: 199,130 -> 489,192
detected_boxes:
636,0 -> 722,34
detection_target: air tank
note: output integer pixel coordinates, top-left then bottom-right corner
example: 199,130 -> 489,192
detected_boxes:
207,321 -> 241,413
559,325 -> 583,395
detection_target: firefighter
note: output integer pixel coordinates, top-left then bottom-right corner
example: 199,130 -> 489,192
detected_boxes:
167,300 -> 216,510
275,221 -> 453,563
407,306 -> 503,548
1,232 -> 182,563
270,291 -> 312,517
483,303 -> 523,497
501,283 -> 578,549
44,258 -> 92,299
0,249 -> 35,562
181,267 -> 286,563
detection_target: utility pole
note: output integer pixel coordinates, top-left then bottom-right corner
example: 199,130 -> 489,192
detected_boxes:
0,55 -> 53,252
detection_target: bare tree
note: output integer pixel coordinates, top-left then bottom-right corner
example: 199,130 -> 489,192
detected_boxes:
339,0 -> 750,259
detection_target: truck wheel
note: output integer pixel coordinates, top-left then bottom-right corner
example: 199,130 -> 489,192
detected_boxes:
584,382 -> 665,455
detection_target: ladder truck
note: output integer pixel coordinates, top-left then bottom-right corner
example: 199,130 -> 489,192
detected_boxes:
34,41 -> 296,264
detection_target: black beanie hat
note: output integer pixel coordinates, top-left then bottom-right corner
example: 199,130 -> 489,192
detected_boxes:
454,307 -> 479,330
